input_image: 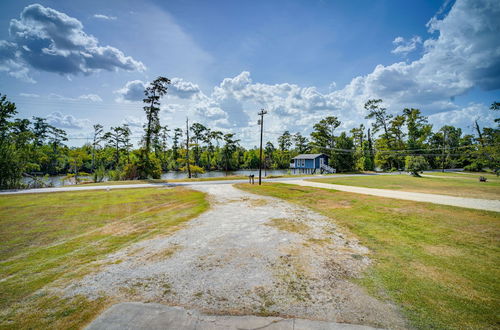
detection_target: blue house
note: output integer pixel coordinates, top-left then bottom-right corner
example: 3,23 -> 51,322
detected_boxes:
290,154 -> 336,174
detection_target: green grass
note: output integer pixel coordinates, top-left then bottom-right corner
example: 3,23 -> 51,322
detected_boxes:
308,174 -> 500,200
424,171 -> 499,180
0,187 -> 208,329
236,182 -> 500,329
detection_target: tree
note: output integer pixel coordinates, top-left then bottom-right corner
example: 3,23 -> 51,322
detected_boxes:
47,126 -> 68,174
310,116 -> 341,167
403,108 -> 431,152
491,101 -> 500,123
333,132 -> 355,172
172,128 -> 183,169
68,148 -> 89,183
364,99 -> 392,138
293,132 -> 309,154
32,117 -> 50,147
91,124 -> 104,171
155,125 -> 170,170
310,116 -> 340,153
365,99 -> 395,169
222,133 -> 239,172
142,76 -> 170,176
405,155 -> 429,177
190,122 -> 207,167
103,126 -> 129,168
278,131 -> 292,151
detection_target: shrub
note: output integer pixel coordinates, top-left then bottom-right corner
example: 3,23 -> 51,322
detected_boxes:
92,165 -> 106,183
180,165 -> 205,178
405,155 -> 429,177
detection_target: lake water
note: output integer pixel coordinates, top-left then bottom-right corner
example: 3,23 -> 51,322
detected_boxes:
23,169 -> 292,187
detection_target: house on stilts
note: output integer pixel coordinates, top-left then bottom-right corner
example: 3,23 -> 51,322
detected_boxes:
290,154 -> 336,174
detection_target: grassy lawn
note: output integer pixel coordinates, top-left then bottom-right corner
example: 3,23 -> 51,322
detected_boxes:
308,174 -> 500,200
424,171 -> 499,180
236,183 -> 500,329
0,187 -> 208,329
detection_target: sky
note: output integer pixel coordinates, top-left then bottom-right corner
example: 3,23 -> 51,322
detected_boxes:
0,0 -> 499,147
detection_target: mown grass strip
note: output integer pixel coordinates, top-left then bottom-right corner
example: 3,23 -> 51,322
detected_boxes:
236,182 -> 500,329
308,174 -> 500,200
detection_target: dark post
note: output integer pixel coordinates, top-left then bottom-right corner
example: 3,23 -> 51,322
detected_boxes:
258,109 -> 267,185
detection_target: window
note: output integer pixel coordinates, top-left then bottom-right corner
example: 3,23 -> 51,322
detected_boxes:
301,159 -> 305,167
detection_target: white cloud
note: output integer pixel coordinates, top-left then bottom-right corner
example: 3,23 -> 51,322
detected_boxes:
107,0 -> 498,147
169,78 -> 202,99
0,4 -> 144,81
391,36 -> 422,55
47,93 -> 103,102
19,93 -> 39,98
114,80 -> 146,102
93,14 -> 117,20
78,94 -> 103,102
115,77 -> 202,103
46,111 -> 90,129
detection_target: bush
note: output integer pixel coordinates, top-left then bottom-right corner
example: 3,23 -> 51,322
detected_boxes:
92,165 -> 106,183
135,156 -> 162,179
180,165 -> 205,178
405,155 -> 429,177
464,162 -> 483,172
107,169 -> 123,181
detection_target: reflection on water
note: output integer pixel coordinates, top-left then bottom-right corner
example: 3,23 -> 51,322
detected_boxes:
22,169 -> 291,187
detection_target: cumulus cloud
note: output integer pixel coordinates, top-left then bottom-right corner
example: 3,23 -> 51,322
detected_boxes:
0,4 -> 144,81
335,0 -> 500,116
93,14 -> 117,20
115,0 -> 498,146
391,36 -> 422,55
114,80 -> 146,102
169,78 -> 201,99
115,77 -> 202,102
46,111 -> 90,129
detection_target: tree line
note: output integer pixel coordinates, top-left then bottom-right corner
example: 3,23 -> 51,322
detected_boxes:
0,77 -> 498,189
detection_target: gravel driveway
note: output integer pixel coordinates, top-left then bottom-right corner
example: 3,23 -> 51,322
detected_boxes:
66,184 -> 405,329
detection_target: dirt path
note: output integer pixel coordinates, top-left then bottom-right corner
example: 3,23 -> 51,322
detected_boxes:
66,184 -> 405,329
278,180 -> 500,212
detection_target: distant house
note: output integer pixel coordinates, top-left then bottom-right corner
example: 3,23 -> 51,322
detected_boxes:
290,154 -> 336,174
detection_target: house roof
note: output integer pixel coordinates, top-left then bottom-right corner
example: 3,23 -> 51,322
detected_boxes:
292,153 -> 327,160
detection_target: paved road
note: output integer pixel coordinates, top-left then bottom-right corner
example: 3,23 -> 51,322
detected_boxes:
0,173 -> 387,195
277,180 -> 500,212
2,172 -> 498,212
86,302 -> 376,330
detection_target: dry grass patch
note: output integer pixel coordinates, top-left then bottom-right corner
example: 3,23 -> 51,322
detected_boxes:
265,217 -> 310,234
146,244 -> 182,262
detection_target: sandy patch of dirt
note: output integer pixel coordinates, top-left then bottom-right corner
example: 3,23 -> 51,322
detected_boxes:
64,184 -> 406,329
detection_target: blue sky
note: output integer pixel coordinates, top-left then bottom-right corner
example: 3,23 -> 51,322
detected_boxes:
0,0 -> 498,147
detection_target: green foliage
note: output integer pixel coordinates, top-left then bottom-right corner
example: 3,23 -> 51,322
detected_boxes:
180,164 -> 205,178
0,92 -> 498,188
405,155 -> 429,176
92,165 -> 106,183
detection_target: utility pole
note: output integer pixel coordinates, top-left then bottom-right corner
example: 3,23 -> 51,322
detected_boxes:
186,117 -> 191,179
258,109 -> 267,185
